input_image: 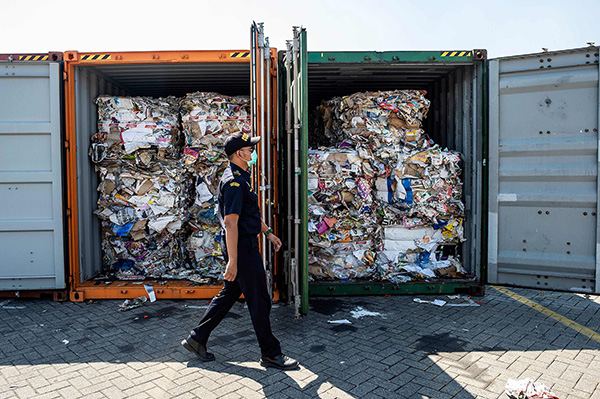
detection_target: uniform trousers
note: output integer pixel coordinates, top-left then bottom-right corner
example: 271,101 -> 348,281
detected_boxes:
190,235 -> 282,358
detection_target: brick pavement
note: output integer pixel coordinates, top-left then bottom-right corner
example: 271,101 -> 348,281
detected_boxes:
0,286 -> 599,399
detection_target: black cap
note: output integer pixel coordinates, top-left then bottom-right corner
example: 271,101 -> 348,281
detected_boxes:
224,132 -> 260,156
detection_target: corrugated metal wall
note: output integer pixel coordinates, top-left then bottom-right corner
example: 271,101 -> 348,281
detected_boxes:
74,66 -> 128,282
0,62 -> 65,289
488,47 -> 600,293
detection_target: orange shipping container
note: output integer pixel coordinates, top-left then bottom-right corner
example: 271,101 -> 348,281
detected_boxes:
63,41 -> 279,300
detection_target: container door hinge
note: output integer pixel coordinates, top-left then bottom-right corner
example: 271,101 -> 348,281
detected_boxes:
64,140 -> 70,150
66,208 -> 72,218
63,71 -> 68,81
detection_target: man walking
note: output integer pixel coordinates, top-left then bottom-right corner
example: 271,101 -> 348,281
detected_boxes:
182,132 -> 299,370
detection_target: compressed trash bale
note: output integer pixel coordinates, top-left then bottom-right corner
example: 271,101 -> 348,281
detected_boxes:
310,90 -> 430,150
179,92 -> 251,149
93,161 -> 191,279
90,96 -> 180,164
90,94 -> 227,282
307,149 -> 379,280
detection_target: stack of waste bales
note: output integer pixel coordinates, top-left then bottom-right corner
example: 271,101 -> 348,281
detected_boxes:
90,93 -> 251,282
90,96 -> 189,279
308,90 -> 467,283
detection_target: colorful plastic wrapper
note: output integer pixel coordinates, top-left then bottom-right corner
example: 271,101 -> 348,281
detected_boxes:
504,378 -> 559,399
308,90 -> 468,283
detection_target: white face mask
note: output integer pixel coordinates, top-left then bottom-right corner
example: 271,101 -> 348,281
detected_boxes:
239,149 -> 257,166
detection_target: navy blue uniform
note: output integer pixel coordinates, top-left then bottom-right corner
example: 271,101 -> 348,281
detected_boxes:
190,163 -> 281,358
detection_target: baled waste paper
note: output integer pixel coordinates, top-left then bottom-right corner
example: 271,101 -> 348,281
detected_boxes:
308,90 -> 468,283
90,93 -> 250,283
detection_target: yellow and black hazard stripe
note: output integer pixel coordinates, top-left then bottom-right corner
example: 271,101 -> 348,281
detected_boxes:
230,52 -> 250,58
441,51 -> 472,58
81,54 -> 112,61
19,55 -> 49,61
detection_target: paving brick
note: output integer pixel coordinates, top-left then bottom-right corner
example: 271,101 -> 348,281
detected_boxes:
395,381 -> 422,397
574,377 -> 599,394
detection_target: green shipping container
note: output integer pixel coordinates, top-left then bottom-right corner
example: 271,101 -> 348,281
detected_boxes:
277,28 -> 488,316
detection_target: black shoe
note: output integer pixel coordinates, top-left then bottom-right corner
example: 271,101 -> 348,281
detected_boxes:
260,354 -> 299,370
181,336 -> 215,362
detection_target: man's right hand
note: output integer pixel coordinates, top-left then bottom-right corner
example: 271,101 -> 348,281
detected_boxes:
223,261 -> 237,281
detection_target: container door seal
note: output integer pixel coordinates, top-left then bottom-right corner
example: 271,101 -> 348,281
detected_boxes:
0,60 -> 65,290
488,46 -> 600,293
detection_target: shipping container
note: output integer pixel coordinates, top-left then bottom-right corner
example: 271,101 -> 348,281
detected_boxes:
278,28 -> 487,316
0,52 -> 67,297
62,41 -> 279,301
278,27 -> 600,316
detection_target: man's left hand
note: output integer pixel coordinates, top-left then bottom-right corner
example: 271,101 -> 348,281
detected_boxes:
267,233 -> 282,252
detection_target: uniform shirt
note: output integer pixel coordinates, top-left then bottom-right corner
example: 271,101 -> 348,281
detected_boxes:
218,163 -> 261,236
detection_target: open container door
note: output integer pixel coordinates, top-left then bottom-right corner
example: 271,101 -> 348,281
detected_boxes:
251,22 -> 278,299
281,27 -> 309,317
488,46 -> 600,293
0,54 -> 66,291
